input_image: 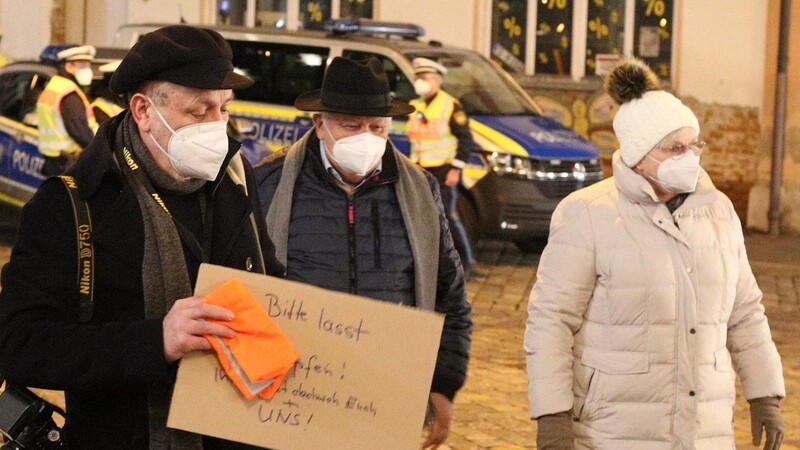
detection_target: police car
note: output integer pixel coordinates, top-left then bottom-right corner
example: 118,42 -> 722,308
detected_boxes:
0,46 -> 125,207
130,21 -> 607,249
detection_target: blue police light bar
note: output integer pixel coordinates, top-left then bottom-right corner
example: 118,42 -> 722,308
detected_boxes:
323,19 -> 425,39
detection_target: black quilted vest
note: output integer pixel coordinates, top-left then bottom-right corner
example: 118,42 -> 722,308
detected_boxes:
285,148 -> 416,306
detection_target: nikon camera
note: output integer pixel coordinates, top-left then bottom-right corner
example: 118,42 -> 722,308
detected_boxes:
0,377 -> 66,450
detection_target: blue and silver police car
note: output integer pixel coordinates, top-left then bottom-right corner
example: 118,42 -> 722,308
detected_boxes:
82,21 -> 606,249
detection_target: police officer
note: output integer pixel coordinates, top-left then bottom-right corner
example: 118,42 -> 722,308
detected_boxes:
36,44 -> 98,176
408,57 -> 477,276
90,60 -> 125,124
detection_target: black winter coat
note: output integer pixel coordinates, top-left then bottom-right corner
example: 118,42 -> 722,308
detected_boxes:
255,135 -> 472,400
0,114 -> 283,449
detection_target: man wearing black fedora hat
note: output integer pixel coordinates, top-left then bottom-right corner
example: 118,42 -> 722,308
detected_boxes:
0,25 -> 283,450
255,56 -> 472,449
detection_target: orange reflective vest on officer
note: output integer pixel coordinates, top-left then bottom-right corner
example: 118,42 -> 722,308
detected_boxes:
90,97 -> 124,122
36,75 -> 97,157
408,90 -> 459,168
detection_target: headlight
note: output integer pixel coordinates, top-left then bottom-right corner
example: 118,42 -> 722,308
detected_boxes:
485,152 -> 513,173
482,152 -> 600,181
483,152 -> 535,179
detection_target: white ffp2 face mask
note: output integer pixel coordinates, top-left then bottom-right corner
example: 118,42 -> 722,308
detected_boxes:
414,79 -> 432,98
323,121 -> 386,177
647,150 -> 701,193
74,67 -> 93,87
147,98 -> 230,181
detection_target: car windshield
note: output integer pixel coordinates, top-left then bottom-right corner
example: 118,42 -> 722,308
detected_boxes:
404,50 -> 538,116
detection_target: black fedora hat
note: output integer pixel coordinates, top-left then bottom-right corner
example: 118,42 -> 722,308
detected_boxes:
295,57 -> 415,117
110,25 -> 253,94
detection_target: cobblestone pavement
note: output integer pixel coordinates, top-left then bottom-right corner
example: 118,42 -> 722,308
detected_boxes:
0,230 -> 798,449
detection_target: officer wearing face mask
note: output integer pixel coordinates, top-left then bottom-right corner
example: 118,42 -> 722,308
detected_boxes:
407,57 -> 477,277
36,44 -> 99,176
0,25 -> 283,450
255,56 -> 472,450
525,59 -> 786,450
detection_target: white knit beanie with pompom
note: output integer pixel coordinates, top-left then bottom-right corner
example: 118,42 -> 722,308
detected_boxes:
605,59 -> 699,167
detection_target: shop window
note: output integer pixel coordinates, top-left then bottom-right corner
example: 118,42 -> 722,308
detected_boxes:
490,0 -> 528,74
340,0 -> 373,19
256,0 -> 288,28
217,0 -> 287,28
634,0 -> 673,79
535,0 -> 573,75
490,0 -> 674,79
585,0 -> 625,76
218,0 -> 247,26
300,0 -> 332,30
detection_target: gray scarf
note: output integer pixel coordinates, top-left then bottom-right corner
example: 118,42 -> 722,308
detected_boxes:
116,113 -> 205,450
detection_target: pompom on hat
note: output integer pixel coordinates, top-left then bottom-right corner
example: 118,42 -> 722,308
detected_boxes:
606,58 -> 699,167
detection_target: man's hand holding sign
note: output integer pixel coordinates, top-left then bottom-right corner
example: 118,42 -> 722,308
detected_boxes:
168,264 -> 445,449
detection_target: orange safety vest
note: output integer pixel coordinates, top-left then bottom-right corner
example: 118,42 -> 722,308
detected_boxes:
90,97 -> 124,122
36,75 -> 97,157
407,90 -> 459,168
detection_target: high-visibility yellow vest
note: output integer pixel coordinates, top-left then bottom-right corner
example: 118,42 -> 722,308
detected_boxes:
36,75 -> 98,157
408,90 -> 459,168
90,97 -> 124,122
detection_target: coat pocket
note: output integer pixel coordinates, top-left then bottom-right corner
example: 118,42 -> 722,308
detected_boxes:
573,367 -> 597,421
576,349 -> 649,421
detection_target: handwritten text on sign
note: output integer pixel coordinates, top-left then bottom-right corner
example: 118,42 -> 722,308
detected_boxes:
168,264 -> 444,450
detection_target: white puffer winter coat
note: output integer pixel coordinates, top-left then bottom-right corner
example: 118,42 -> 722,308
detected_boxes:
525,152 -> 785,449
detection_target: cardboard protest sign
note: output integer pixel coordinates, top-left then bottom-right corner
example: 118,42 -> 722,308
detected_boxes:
168,264 -> 445,449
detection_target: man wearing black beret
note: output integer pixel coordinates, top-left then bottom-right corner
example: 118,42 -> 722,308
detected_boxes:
0,25 -> 283,449
255,56 -> 473,449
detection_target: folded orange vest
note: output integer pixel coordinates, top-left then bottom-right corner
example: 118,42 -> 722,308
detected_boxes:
204,278 -> 300,400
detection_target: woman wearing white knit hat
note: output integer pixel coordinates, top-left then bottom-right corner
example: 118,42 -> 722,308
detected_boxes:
524,59 -> 786,449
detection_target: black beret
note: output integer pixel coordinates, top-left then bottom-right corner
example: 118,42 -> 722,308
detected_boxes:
109,25 -> 253,94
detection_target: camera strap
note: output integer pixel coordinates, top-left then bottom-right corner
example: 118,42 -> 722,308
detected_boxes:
59,175 -> 94,323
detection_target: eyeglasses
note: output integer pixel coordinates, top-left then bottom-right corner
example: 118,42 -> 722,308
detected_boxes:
660,140 -> 706,159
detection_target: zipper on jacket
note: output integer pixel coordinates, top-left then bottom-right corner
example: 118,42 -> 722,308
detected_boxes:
347,195 -> 358,294
345,177 -> 393,293
371,202 -> 382,269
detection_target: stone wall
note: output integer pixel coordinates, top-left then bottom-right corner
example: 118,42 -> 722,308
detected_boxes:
516,76 -> 762,223
748,123 -> 800,234
684,98 -> 762,223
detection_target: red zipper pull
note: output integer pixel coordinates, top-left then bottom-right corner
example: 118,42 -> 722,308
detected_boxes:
348,203 -> 355,225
